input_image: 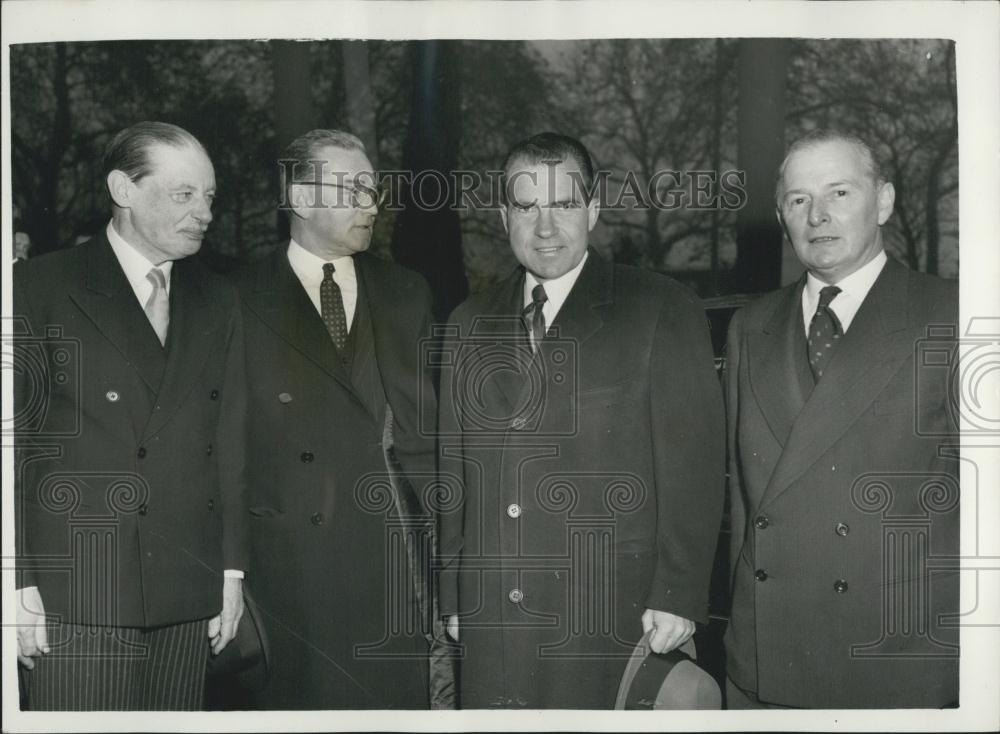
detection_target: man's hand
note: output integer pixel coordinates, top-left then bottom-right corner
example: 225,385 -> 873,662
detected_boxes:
17,586 -> 49,669
207,577 -> 244,655
641,608 -> 695,654
446,614 -> 459,642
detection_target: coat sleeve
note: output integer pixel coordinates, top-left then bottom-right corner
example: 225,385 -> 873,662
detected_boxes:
643,288 -> 726,623
214,285 -> 250,574
12,264 -> 42,590
435,312 -> 467,618
723,307 -> 747,596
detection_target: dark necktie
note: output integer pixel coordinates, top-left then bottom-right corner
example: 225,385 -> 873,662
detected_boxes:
320,262 -> 348,352
808,285 -> 843,381
523,284 -> 548,352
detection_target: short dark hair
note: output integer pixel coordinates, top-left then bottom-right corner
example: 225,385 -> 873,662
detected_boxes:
776,128 -> 886,203
280,129 -> 367,184
102,121 -> 206,183
500,132 -> 596,204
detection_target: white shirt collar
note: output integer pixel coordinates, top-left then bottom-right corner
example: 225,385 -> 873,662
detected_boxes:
106,220 -> 173,300
802,250 -> 887,335
286,238 -> 356,284
524,250 -> 589,329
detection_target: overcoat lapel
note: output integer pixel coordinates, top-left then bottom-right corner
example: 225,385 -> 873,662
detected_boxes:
759,258 -> 912,509
746,278 -> 811,447
68,233 -> 165,394
480,269 -> 533,413
242,247 -> 357,395
546,250 -> 612,349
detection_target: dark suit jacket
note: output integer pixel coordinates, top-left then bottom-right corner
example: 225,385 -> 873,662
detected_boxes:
437,251 -> 725,708
234,247 -> 436,709
724,256 -> 959,708
13,232 -> 249,628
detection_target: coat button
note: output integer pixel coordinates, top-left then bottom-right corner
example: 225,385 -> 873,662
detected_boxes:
834,579 -> 849,594
310,512 -> 325,526
137,447 -> 147,459
510,416 -> 527,431
508,588 -> 523,603
506,503 -> 522,518
210,389 -> 219,400
835,522 -> 850,537
207,499 -> 215,511
754,569 -> 768,582
754,515 -> 770,529
138,504 -> 148,516
206,443 -> 213,456
105,390 -> 120,402
301,451 -> 314,463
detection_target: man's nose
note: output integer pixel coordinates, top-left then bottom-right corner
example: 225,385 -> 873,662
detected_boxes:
193,196 -> 213,224
534,206 -> 555,237
807,199 -> 829,226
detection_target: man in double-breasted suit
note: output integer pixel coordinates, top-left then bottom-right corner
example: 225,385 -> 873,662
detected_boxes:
724,130 -> 959,708
14,122 -> 247,710
236,129 -> 436,709
438,132 -> 725,708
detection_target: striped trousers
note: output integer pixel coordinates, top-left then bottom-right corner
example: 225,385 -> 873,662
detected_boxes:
22,619 -> 208,711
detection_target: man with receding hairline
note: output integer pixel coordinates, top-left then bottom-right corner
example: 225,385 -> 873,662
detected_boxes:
723,129 -> 959,708
438,131 -> 725,708
14,121 -> 248,709
236,128 -> 436,709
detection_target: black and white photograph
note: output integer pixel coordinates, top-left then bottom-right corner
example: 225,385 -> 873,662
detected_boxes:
2,1 -> 998,731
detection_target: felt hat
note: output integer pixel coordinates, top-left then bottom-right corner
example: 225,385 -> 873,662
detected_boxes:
614,631 -> 721,710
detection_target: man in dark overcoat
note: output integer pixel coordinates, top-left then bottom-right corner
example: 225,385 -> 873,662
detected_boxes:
235,129 -> 437,709
724,130 -> 959,708
437,132 -> 725,708
14,121 -> 248,709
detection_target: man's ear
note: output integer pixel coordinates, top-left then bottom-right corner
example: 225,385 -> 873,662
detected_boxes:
107,170 -> 133,209
876,181 -> 895,225
499,205 -> 509,234
287,183 -> 312,221
587,198 -> 600,232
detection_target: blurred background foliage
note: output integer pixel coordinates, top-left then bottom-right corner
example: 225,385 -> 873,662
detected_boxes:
10,38 -> 958,310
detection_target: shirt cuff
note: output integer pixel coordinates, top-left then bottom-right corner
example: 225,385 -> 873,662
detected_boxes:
224,569 -> 245,579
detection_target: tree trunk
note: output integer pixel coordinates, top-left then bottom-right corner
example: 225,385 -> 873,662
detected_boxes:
391,40 -> 467,321
271,40 -> 314,241
342,41 -> 379,167
31,43 -> 71,254
733,39 -> 790,294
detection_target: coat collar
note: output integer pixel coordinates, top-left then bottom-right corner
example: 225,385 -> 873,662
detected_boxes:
746,277 -> 813,447
70,231 -> 166,393
758,257 -> 914,509
142,253 -> 220,440
244,245 -> 356,393
484,248 -> 613,411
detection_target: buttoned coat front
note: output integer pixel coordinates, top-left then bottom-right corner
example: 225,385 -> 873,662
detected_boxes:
437,252 -> 725,709
13,233 -> 249,629
235,248 -> 437,709
724,257 -> 959,708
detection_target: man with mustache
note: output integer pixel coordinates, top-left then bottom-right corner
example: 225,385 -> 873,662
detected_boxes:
724,130 -> 959,708
437,132 -> 725,708
236,129 -> 437,709
14,121 -> 248,709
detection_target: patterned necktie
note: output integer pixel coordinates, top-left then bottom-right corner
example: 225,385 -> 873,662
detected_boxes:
144,267 -> 169,346
320,262 -> 348,351
523,284 -> 548,352
808,285 -> 843,381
